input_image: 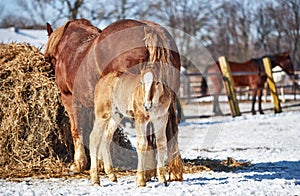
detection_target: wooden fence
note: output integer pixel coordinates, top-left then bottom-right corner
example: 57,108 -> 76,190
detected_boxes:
179,59 -> 300,117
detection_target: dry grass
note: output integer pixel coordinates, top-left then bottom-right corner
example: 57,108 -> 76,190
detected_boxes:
0,43 -> 73,179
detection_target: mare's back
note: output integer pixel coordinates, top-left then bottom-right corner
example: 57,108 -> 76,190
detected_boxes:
54,20 -> 101,107
55,20 -> 101,76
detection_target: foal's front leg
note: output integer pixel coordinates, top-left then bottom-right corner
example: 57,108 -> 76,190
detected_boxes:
153,115 -> 168,186
100,117 -> 120,183
89,118 -> 104,185
135,119 -> 148,187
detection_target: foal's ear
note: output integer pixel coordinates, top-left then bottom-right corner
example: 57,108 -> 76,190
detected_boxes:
46,22 -> 53,36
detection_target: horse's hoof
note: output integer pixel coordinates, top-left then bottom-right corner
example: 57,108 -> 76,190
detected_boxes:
91,181 -> 100,186
136,172 -> 146,187
164,181 -> 168,187
108,173 -> 118,182
137,182 -> 146,187
169,173 -> 183,182
158,177 -> 168,187
70,164 -> 82,174
70,160 -> 87,173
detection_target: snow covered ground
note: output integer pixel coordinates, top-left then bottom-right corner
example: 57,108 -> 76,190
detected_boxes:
1,100 -> 300,195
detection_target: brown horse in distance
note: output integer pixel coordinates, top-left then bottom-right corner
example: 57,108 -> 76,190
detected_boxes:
204,52 -> 294,115
45,19 -> 183,182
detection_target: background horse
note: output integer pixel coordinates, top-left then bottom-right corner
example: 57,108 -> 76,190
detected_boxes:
90,65 -> 172,187
203,52 -> 294,115
45,19 -> 183,181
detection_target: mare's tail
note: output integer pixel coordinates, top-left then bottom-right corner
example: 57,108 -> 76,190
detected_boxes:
143,23 -> 183,181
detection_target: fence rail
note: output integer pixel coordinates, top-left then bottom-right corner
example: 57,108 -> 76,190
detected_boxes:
180,67 -> 300,117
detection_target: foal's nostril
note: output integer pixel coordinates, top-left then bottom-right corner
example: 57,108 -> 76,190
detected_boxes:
143,102 -> 152,111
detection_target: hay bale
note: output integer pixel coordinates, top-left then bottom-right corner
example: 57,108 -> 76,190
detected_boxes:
0,43 -> 73,178
0,43 -> 135,178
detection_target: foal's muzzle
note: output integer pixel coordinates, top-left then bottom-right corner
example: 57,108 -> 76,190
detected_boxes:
143,101 -> 153,111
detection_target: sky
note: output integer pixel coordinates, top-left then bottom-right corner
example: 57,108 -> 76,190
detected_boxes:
0,0 -> 20,16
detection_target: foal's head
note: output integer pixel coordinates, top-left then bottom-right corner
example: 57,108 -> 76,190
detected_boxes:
140,67 -> 165,112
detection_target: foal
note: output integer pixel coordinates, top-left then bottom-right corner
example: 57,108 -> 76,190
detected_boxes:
90,66 -> 172,187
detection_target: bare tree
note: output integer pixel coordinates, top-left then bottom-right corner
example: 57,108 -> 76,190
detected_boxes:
253,3 -> 277,53
275,0 -> 300,67
0,1 -> 4,18
148,0 -> 212,69
12,0 -> 85,27
207,0 -> 254,61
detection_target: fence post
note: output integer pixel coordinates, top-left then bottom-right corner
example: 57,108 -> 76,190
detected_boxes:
263,57 -> 282,113
219,56 -> 241,117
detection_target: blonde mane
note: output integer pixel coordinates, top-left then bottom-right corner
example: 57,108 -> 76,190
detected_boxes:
144,24 -> 174,90
44,19 -> 100,62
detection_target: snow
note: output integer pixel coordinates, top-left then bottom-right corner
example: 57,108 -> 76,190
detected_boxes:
0,27 -> 48,49
1,102 -> 300,195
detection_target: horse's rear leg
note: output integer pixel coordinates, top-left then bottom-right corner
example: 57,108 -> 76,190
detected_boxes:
100,117 -> 120,183
66,111 -> 87,173
89,118 -> 103,185
167,101 -> 183,182
153,115 -> 168,186
62,95 -> 88,173
213,94 -> 223,115
257,89 -> 264,114
251,90 -> 257,115
280,86 -> 285,103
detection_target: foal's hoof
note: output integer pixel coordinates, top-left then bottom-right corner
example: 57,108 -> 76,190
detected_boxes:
158,176 -> 167,185
137,181 -> 146,187
108,173 -> 118,182
91,181 -> 100,186
136,172 -> 146,187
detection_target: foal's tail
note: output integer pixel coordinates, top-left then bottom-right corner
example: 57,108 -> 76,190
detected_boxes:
143,22 -> 184,181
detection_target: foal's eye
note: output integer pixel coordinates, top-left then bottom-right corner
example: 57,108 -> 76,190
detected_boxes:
156,82 -> 160,86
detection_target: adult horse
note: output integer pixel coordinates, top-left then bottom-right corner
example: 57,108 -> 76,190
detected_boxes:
90,64 -> 172,186
203,52 -> 294,115
45,19 -> 183,181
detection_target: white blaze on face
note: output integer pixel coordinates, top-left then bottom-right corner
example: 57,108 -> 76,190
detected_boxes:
143,71 -> 154,108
